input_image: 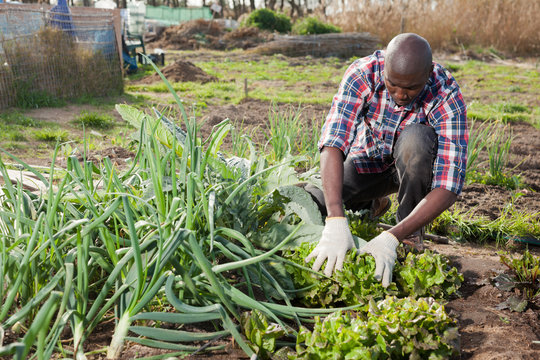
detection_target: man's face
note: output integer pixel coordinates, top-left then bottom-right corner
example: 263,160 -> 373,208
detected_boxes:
384,65 -> 431,107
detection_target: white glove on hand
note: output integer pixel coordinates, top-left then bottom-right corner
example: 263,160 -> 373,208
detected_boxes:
305,217 -> 354,277
358,231 -> 399,288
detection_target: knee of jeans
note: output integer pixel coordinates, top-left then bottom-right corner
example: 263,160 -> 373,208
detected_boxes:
395,125 -> 437,178
395,125 -> 436,165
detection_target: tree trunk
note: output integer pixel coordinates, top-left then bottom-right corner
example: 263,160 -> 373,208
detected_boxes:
231,0 -> 240,18
250,0 -> 256,11
268,0 -> 276,11
288,0 -> 303,18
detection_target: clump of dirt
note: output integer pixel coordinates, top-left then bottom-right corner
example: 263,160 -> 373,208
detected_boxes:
147,19 -> 273,51
138,60 -> 217,84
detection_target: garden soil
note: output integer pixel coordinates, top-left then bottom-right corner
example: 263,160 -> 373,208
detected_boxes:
2,53 -> 539,359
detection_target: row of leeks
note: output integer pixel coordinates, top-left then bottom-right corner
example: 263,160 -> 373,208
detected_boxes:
0,65 -> 363,359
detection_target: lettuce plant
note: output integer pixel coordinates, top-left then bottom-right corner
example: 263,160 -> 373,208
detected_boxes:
295,297 -> 460,360
241,310 -> 287,359
285,243 -> 462,308
396,251 -> 463,299
284,243 -> 396,308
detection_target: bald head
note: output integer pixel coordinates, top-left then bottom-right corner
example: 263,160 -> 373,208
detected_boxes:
386,33 -> 432,75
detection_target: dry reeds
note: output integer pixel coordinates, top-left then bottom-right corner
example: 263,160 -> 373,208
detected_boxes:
1,27 -> 122,108
327,0 -> 540,56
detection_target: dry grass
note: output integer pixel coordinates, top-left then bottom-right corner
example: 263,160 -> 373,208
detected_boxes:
327,0 -> 540,56
1,28 -> 123,108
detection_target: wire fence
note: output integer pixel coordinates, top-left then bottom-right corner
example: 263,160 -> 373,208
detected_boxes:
0,4 -> 123,110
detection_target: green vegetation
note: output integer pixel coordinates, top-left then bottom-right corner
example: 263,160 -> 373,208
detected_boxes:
265,104 -> 322,168
32,128 -> 69,142
296,299 -> 459,359
285,242 -> 462,308
242,8 -> 292,33
468,101 -> 537,128
430,205 -> 540,246
465,120 -> 524,190
14,82 -> 66,109
0,111 -> 39,128
73,110 -> 115,129
448,60 -> 539,106
499,250 -> 540,302
126,55 -> 343,105
492,250 -> 540,312
292,17 -> 342,35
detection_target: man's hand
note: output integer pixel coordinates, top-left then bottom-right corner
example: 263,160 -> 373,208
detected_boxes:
305,217 -> 354,277
358,231 -> 399,287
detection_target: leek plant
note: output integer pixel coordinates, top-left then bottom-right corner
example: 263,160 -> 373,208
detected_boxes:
465,120 -> 521,189
265,103 -> 322,170
0,59 -> 347,359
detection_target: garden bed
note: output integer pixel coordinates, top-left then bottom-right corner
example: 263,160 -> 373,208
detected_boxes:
0,49 -> 538,359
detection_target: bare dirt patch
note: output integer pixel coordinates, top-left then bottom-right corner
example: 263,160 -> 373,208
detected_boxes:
199,98 -> 328,149
431,242 -> 540,360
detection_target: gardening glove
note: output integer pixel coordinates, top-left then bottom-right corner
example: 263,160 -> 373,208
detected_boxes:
358,231 -> 399,288
305,217 -> 354,277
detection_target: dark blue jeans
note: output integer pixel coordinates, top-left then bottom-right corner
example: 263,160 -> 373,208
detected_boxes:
305,124 -> 438,234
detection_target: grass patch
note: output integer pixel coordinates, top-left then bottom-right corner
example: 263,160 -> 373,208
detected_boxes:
14,82 -> 66,109
0,111 -> 39,127
33,129 -> 69,142
5,130 -> 27,142
125,64 -> 160,82
73,111 -> 115,129
430,207 -> 540,245
466,170 -> 523,190
468,101 -> 535,125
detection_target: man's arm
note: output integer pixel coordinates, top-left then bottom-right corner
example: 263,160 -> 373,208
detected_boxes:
389,187 -> 457,241
320,147 -> 345,218
305,146 -> 355,277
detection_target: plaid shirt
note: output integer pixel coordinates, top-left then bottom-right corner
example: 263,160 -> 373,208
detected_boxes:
319,50 -> 468,195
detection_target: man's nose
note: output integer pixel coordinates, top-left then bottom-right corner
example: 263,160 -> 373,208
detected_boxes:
395,88 -> 409,101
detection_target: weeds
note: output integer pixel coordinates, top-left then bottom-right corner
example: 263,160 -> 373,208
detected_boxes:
465,120 -> 522,190
0,112 -> 39,127
265,104 -> 322,169
73,111 -> 115,129
499,250 -> 540,301
466,119 -> 490,174
468,101 -> 535,125
487,123 -> 514,178
33,129 -> 69,142
430,207 -> 540,246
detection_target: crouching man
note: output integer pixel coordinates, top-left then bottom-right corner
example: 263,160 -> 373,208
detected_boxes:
304,33 -> 468,287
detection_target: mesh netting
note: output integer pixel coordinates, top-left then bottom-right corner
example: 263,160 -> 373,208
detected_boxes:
0,4 -> 123,109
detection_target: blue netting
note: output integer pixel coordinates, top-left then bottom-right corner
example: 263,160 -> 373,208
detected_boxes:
49,0 -> 75,35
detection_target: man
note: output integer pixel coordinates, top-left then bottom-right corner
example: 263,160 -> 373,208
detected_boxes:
304,33 -> 468,287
